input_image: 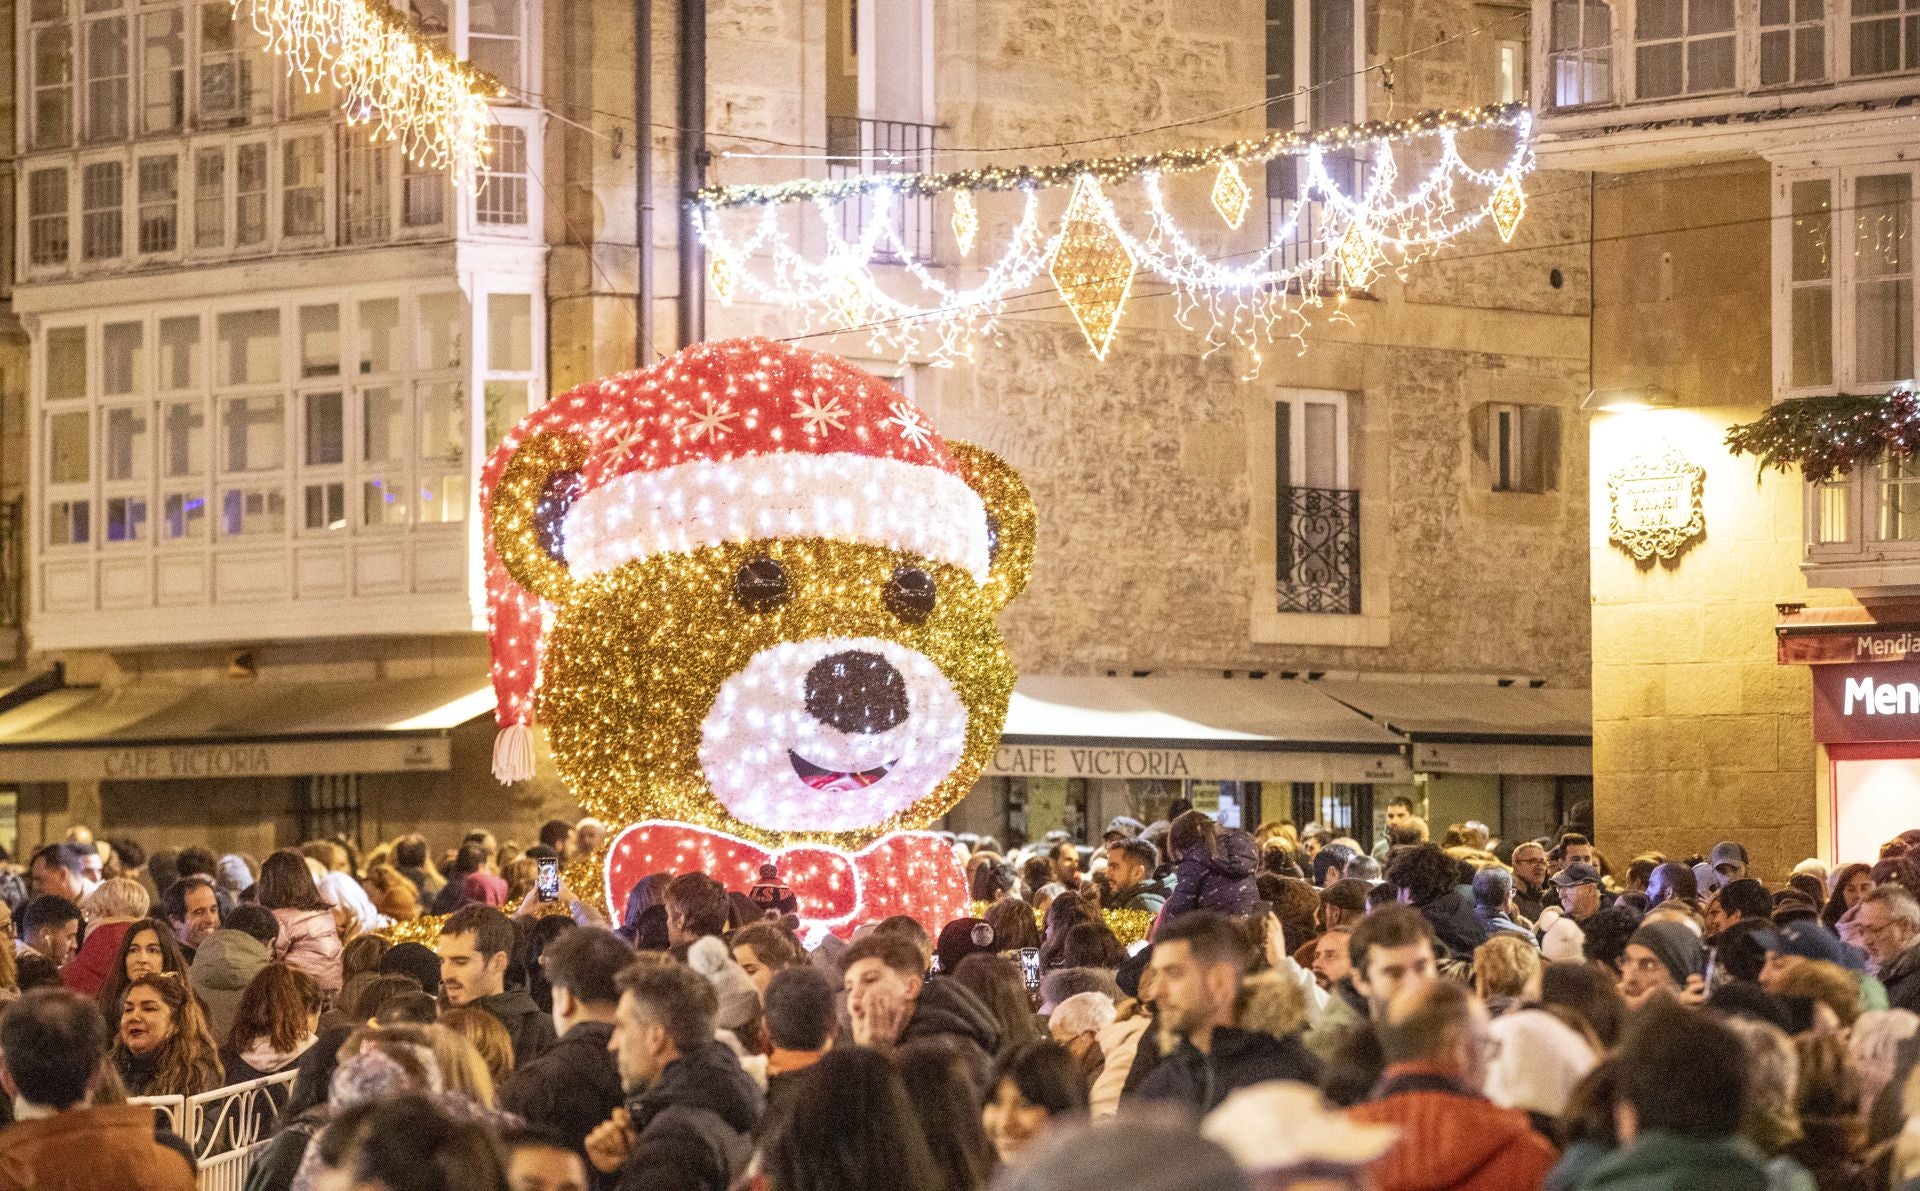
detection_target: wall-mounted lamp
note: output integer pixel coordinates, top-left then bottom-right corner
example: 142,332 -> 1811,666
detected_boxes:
1581,387 -> 1678,413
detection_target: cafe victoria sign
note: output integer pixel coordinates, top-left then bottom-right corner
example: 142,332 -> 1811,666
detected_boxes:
1607,445 -> 1706,562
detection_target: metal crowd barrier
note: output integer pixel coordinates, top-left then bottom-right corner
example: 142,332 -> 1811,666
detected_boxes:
131,1069 -> 299,1191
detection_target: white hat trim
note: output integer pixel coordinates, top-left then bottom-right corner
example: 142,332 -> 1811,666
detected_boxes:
562,451 -> 991,581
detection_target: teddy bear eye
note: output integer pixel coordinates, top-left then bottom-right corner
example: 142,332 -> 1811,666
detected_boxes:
734,557 -> 790,612
885,567 -> 937,625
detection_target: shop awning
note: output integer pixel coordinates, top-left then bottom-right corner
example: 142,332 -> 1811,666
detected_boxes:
0,674 -> 495,782
988,676 -> 1411,785
1315,681 -> 1592,776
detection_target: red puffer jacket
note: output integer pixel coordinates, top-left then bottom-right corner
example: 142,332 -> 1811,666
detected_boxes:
1346,1063 -> 1558,1191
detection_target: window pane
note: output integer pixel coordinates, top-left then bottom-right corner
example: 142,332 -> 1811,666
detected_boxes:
299,305 -> 340,377
193,147 -> 224,248
358,298 -> 403,374
341,141 -> 389,245
1301,402 -> 1339,489
487,293 -> 532,371
304,390 -> 344,465
81,161 -> 123,260
137,155 -> 178,253
304,482 -> 345,531
1796,26 -> 1825,80
48,412 -> 90,483
401,157 -> 445,228
104,496 -> 148,543
163,492 -> 206,539
1636,42 -> 1683,97
476,127 -> 528,225
221,487 -> 285,535
102,321 -> 144,394
1692,0 -> 1734,33
362,477 -> 409,526
417,472 -> 467,524
282,136 -> 325,237
140,9 -> 183,133
158,316 -> 200,389
32,27 -> 74,149
216,308 -> 280,385
103,406 -> 148,482
1686,35 -> 1734,90
1792,287 -> 1835,388
362,387 -> 407,461
1853,4 -> 1903,74
1856,173 -> 1910,279
1792,179 -> 1832,281
48,500 -> 90,545
46,327 -> 87,400
1856,280 -> 1914,383
85,16 -> 128,141
222,394 -> 284,472
484,380 -> 529,449
415,292 -> 466,369
1638,0 -> 1683,38
417,380 -> 465,461
235,143 -> 267,246
28,168 -> 71,266
162,400 -> 205,476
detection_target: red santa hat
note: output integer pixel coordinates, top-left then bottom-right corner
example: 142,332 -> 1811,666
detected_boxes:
479,338 -> 990,783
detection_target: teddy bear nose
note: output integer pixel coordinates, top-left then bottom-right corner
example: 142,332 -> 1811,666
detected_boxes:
804,650 -> 910,735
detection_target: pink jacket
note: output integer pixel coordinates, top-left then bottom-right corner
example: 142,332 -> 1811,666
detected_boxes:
271,907 -> 342,994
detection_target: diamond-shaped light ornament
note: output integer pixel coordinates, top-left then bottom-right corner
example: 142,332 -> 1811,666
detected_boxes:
1335,220 -> 1381,289
952,190 -> 978,257
1210,160 -> 1251,230
1049,175 -> 1136,361
1491,170 -> 1526,244
708,252 -> 739,305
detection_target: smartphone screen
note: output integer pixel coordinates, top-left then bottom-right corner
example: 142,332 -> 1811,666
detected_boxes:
536,856 -> 560,901
1020,947 -> 1041,992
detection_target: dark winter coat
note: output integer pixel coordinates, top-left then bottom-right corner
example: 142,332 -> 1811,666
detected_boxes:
612,1040 -> 763,1191
499,1020 -> 623,1154
1418,888 -> 1492,958
1130,1026 -> 1323,1112
1161,831 -> 1261,921
470,987 -> 558,1067
901,974 -> 1002,1060
1880,939 -> 1920,1015
1109,877 -> 1172,914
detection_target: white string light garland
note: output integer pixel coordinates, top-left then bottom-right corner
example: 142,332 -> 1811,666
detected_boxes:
692,104 -> 1535,367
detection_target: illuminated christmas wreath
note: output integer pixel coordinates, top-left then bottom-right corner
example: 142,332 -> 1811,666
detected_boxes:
479,338 -> 1036,939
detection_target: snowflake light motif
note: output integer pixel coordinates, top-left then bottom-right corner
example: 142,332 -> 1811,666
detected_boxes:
885,402 -> 935,453
684,398 -> 739,443
792,391 -> 851,436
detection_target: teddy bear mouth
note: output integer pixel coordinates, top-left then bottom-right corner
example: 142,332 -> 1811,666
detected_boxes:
788,750 -> 898,791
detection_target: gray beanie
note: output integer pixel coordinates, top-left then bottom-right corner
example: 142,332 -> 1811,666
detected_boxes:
1629,920 -> 1704,986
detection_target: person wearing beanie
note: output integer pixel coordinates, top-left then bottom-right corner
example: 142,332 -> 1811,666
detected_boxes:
1319,879 -> 1372,931
1620,920 -> 1704,1010
747,864 -> 798,919
1541,913 -> 1587,964
934,918 -> 997,975
690,936 -> 762,1044
378,941 -> 443,997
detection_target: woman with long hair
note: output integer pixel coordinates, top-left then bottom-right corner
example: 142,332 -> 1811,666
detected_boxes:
981,1040 -> 1086,1165
1823,862 -> 1875,929
361,863 -> 421,922
754,1046 -> 943,1191
437,1008 -> 515,1098
1035,893 -> 1097,973
96,915 -> 191,1019
223,963 -> 323,1083
949,954 -> 1043,1050
257,849 -> 343,996
984,899 -> 1041,954
112,972 -> 223,1097
895,1038 -> 995,1191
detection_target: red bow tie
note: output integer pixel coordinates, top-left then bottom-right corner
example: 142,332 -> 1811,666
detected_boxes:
604,821 -> 968,940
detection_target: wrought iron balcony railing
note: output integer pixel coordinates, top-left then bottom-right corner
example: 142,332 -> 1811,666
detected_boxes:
826,116 -> 939,263
1277,485 -> 1361,615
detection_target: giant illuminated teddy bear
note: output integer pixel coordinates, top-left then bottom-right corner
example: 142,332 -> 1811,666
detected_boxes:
481,338 -> 1034,938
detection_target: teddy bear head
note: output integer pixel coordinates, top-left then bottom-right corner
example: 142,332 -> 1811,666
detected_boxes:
483,339 -> 1034,853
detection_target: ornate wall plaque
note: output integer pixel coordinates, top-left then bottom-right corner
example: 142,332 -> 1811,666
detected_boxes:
1608,445 -> 1705,561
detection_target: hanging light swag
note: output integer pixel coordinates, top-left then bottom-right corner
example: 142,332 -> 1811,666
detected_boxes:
691,102 -> 1535,365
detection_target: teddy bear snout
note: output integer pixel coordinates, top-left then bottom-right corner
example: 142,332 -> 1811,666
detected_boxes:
803,650 -> 910,735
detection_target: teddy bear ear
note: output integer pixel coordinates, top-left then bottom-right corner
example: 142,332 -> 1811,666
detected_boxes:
948,441 -> 1035,609
489,428 -> 592,602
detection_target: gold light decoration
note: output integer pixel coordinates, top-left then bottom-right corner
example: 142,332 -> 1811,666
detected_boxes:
1336,220 -> 1381,289
952,191 -> 979,257
1049,175 -> 1136,360
1104,907 -> 1155,947
232,0 -> 501,185
374,913 -> 449,945
1210,160 -> 1251,230
1491,170 -> 1527,244
692,104 -> 1536,368
709,252 -> 740,305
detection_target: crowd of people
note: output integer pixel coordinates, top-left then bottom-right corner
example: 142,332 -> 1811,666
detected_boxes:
7,803 -> 1920,1190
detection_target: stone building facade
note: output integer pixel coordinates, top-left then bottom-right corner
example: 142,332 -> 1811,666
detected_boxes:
0,0 -> 1596,857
